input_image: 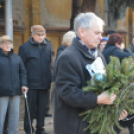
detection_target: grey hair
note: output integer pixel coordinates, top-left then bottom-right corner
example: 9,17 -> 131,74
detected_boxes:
74,12 -> 105,37
62,31 -> 76,46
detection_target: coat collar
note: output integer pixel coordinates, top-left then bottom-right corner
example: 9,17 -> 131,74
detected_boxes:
0,48 -> 13,57
29,37 -> 47,46
72,38 -> 96,59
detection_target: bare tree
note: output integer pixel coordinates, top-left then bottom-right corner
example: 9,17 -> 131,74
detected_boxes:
70,0 -> 81,30
81,0 -> 97,12
70,0 -> 97,30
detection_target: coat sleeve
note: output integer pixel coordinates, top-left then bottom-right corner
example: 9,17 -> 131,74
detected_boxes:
19,56 -> 28,87
18,45 -> 26,64
55,54 -> 97,110
114,49 -> 133,60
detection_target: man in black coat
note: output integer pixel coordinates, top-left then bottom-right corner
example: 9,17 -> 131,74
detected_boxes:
19,25 -> 53,134
54,13 -> 127,134
0,35 -> 28,134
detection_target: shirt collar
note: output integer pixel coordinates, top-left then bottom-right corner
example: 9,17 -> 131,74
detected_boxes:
76,37 -> 97,57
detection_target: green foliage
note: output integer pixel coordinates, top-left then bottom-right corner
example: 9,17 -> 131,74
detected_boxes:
80,56 -> 134,134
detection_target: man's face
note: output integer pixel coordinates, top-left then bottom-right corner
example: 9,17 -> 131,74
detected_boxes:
0,41 -> 12,53
80,23 -> 103,49
32,32 -> 46,44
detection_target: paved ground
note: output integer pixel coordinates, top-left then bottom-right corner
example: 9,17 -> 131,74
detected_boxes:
18,116 -> 54,134
17,116 -> 131,134
17,85 -> 131,134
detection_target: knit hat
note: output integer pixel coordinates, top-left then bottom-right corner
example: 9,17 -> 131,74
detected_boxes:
101,37 -> 108,42
0,35 -> 12,43
31,25 -> 45,33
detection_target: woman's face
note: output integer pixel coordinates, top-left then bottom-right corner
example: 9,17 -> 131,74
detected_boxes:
115,42 -> 122,50
99,40 -> 107,51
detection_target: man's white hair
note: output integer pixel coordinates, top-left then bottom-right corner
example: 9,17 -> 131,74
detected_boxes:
74,12 -> 105,37
62,31 -> 76,46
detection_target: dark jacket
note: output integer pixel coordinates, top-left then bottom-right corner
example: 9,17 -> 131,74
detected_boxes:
56,45 -> 67,61
54,38 -> 107,134
102,43 -> 132,64
127,43 -> 134,53
0,48 -> 27,97
18,37 -> 52,90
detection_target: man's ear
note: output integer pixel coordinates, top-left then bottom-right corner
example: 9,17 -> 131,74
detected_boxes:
78,28 -> 84,38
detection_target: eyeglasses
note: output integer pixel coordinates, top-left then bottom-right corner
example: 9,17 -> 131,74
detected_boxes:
2,43 -> 12,46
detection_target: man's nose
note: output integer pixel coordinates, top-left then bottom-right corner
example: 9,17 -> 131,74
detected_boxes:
98,34 -> 102,40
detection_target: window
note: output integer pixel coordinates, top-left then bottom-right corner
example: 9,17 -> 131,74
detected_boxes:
0,0 -> 5,24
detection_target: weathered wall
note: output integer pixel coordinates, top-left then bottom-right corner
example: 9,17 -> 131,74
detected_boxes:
12,0 -> 25,26
10,0 -> 134,53
95,0 -> 134,47
41,0 -> 72,27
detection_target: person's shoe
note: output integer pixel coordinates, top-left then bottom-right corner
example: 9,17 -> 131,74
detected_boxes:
25,129 -> 34,134
36,130 -> 47,134
26,131 -> 34,134
4,130 -> 8,134
45,114 -> 52,117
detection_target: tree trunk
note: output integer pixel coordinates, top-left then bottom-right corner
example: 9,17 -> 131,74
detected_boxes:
81,0 -> 97,12
70,0 -> 97,30
70,0 -> 81,30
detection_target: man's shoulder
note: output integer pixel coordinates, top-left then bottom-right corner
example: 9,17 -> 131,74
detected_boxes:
45,38 -> 51,43
57,45 -> 80,64
12,52 -> 21,60
62,45 -> 77,56
19,40 -> 31,49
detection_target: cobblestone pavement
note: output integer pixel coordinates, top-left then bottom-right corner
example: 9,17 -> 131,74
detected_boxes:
18,116 -> 54,134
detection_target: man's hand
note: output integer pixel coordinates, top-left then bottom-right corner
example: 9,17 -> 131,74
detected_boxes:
118,109 -> 128,121
21,86 -> 28,94
97,91 -> 116,105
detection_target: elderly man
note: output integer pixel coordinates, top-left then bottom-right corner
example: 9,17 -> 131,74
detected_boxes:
0,35 -> 28,134
19,25 -> 53,134
54,13 -> 127,134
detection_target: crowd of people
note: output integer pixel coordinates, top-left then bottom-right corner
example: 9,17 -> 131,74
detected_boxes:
1,12 -> 134,134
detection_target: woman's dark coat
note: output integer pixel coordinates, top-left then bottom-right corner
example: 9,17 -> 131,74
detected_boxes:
56,45 -> 67,61
54,38 -> 107,134
102,43 -> 132,64
0,48 -> 27,97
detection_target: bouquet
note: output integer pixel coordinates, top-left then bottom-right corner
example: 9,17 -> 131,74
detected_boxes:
79,56 -> 134,134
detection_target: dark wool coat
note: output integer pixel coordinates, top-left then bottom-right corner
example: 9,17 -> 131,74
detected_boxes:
102,43 -> 133,64
54,38 -> 107,134
0,48 -> 27,97
18,37 -> 53,90
127,43 -> 134,53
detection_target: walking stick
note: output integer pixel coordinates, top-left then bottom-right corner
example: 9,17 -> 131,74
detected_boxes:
24,92 -> 32,134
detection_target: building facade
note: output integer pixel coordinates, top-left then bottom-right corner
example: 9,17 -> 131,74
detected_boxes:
0,0 -> 134,55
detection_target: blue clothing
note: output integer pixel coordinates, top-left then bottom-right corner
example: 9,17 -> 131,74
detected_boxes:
102,43 -> 132,64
